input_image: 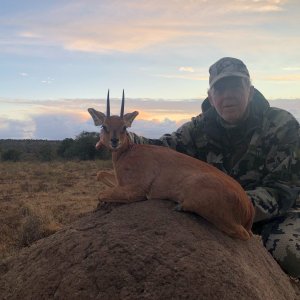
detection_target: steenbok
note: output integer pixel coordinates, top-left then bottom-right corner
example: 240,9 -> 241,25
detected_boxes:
88,91 -> 254,240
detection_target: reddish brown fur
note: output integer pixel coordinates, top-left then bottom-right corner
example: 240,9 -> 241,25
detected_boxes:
97,171 -> 116,188
89,111 -> 255,240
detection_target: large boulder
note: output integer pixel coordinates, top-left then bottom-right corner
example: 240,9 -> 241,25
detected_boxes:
0,200 -> 297,300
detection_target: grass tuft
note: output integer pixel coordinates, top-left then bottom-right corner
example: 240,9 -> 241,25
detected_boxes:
0,160 -> 112,259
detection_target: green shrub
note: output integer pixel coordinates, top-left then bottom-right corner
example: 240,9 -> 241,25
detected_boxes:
38,145 -> 54,161
57,132 -> 111,160
1,149 -> 21,162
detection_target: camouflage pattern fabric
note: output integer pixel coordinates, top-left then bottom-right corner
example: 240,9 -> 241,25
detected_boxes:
254,202 -> 300,278
129,88 -> 300,277
208,57 -> 250,87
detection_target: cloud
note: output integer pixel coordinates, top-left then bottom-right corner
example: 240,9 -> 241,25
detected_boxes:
0,97 -> 202,139
230,0 -> 287,12
155,73 -> 207,81
269,98 -> 300,122
0,0 -> 294,56
0,113 -> 185,140
263,75 -> 300,81
41,77 -> 54,84
31,112 -> 94,140
0,118 -> 35,139
131,118 -> 180,138
283,67 -> 300,71
0,97 -> 299,140
179,67 -> 195,73
19,31 -> 41,39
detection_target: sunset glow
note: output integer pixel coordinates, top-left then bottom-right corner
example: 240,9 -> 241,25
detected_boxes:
1,0 -> 300,139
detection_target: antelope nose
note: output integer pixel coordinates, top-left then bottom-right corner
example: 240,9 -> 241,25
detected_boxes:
111,138 -> 119,148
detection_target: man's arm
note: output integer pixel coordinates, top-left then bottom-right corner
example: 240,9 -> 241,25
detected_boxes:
246,113 -> 300,222
128,132 -> 164,146
128,117 -> 200,157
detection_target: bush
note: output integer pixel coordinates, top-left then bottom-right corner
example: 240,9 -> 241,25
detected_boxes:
57,138 -> 75,158
57,132 -> 111,161
38,145 -> 53,161
74,132 -> 98,160
1,149 -> 21,162
19,214 -> 45,247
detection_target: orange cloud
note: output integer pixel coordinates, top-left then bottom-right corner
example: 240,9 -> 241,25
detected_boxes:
19,31 -> 41,38
134,109 -> 194,122
179,67 -> 195,73
13,0 -> 291,55
82,107 -> 194,124
62,25 -> 184,53
263,75 -> 300,81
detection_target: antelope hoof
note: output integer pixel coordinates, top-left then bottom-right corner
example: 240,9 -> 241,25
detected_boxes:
97,201 -> 107,209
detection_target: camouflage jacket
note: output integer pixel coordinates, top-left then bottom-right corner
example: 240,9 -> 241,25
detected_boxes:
130,89 -> 300,222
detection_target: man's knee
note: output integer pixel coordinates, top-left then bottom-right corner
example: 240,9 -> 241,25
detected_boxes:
259,212 -> 300,278
265,237 -> 300,278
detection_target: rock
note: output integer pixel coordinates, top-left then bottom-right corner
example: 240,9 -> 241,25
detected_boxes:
0,200 -> 297,300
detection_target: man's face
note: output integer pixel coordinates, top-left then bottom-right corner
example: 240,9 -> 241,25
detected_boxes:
208,76 -> 253,124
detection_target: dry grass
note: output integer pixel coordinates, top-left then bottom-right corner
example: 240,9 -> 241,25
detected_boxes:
0,160 -> 113,259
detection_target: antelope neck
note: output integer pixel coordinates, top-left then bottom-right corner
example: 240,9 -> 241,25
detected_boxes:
111,135 -> 133,163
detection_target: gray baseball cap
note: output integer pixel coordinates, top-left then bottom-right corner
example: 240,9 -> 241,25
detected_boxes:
209,57 -> 250,88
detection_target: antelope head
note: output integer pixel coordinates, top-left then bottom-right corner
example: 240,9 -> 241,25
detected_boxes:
88,90 -> 139,151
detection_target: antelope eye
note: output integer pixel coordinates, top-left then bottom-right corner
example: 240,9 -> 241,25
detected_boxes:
122,126 -> 127,132
102,125 -> 108,132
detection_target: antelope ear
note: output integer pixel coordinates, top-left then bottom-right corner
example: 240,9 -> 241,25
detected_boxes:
88,108 -> 106,126
123,111 -> 139,127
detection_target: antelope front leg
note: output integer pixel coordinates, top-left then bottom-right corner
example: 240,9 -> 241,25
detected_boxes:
98,184 -> 147,204
97,171 -> 117,188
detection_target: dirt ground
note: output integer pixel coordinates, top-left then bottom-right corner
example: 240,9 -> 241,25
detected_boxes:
0,200 -> 298,299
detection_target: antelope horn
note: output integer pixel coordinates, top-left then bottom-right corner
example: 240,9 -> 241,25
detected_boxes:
120,89 -> 125,117
106,89 -> 110,117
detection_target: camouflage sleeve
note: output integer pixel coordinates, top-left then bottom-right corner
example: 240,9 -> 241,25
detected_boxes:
127,132 -> 164,146
246,113 -> 300,223
128,117 -> 201,156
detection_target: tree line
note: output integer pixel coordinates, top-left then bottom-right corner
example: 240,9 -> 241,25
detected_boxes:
0,132 -> 111,162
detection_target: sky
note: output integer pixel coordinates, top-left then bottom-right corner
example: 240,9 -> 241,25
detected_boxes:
0,0 -> 300,139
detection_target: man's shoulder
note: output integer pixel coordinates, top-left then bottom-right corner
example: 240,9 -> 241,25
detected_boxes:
265,106 -> 298,124
260,107 -> 299,142
191,113 -> 205,125
261,106 -> 299,134
175,114 -> 208,147
178,114 -> 205,132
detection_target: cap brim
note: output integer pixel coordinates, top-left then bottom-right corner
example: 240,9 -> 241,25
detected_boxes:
210,72 -> 249,88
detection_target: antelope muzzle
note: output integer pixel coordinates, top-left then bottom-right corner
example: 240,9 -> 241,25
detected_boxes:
110,137 -> 119,149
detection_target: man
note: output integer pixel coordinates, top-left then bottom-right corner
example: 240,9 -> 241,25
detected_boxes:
130,57 -> 300,278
